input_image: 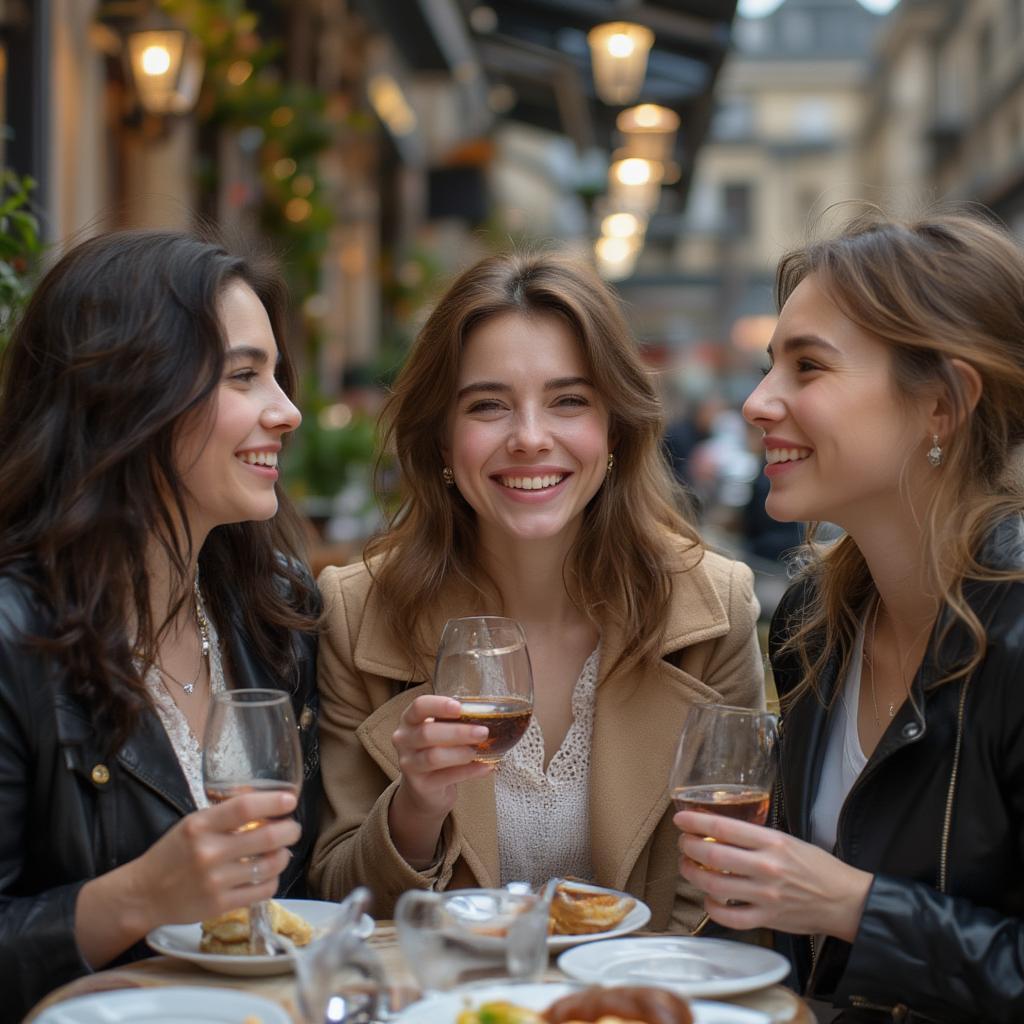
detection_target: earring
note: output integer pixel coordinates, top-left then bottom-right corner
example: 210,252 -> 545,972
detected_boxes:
606,452 -> 615,476
927,435 -> 944,467
442,466 -> 455,486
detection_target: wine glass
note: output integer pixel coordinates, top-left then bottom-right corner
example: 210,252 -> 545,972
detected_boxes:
670,702 -> 779,827
434,616 -> 534,764
202,688 -> 303,953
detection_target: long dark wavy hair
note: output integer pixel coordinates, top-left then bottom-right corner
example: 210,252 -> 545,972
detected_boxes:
0,229 -> 318,751
366,249 -> 701,680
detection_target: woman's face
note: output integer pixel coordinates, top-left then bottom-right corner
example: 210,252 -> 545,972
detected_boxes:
742,274 -> 934,532
446,310 -> 610,551
176,281 -> 301,539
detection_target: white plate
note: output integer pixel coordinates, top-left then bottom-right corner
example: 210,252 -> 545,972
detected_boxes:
558,936 -> 791,998
146,899 -> 374,977
34,986 -> 290,1024
392,981 -> 770,1024
546,882 -> 652,951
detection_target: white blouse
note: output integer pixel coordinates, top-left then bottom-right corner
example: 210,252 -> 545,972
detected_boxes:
144,613 -> 227,809
495,647 -> 600,886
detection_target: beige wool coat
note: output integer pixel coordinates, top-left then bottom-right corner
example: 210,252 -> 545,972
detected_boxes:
309,546 -> 765,931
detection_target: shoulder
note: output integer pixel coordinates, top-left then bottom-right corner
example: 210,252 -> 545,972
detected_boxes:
317,556 -> 379,610
666,540 -> 755,608
0,568 -> 49,640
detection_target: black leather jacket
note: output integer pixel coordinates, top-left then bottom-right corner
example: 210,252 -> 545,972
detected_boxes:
0,571 -> 321,1023
770,528 -> 1024,1023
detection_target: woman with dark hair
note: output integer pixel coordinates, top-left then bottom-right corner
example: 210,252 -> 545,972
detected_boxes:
675,211 -> 1024,1022
311,250 -> 764,927
0,230 -> 320,1019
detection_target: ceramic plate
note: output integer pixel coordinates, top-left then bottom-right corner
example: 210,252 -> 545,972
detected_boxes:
392,981 -> 770,1024
146,898 -> 374,977
34,986 -> 290,1024
557,936 -> 791,998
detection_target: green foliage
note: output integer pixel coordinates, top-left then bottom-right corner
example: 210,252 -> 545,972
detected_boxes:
0,172 -> 42,348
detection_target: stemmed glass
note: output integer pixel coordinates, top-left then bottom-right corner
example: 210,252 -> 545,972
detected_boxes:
202,688 -> 303,953
434,616 -> 534,764
670,702 -> 779,827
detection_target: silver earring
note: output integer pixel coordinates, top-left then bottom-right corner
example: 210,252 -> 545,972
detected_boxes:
927,435 -> 943,467
442,466 -> 455,486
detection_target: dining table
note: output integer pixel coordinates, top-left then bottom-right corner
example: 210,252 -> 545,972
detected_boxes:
25,923 -> 816,1024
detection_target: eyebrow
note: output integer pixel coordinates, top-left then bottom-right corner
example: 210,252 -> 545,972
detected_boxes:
456,376 -> 593,401
224,345 -> 276,365
766,334 -> 841,359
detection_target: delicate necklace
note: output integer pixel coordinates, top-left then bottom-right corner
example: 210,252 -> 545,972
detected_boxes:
158,578 -> 211,697
865,597 -> 905,727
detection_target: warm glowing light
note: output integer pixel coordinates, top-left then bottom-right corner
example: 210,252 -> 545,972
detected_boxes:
285,197 -> 312,222
608,158 -> 664,214
319,403 -> 353,430
292,174 -> 315,197
270,106 -> 294,128
368,74 -> 417,137
594,235 -> 640,281
617,104 -> 680,162
272,158 -> 297,180
587,21 -> 654,106
614,157 -> 655,186
140,45 -> 171,76
227,60 -> 253,86
601,212 -> 644,239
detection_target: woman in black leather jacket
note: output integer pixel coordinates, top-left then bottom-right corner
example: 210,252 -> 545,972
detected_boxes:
0,231 -> 320,1021
674,212 -> 1024,1023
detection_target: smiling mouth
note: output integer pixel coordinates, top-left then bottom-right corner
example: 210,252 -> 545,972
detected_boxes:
765,447 -> 811,465
237,451 -> 279,468
496,473 -> 567,491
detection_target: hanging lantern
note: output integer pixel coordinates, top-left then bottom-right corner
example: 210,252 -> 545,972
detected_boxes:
608,157 -> 663,214
595,235 -> 640,281
617,104 -> 679,163
125,12 -> 203,116
600,211 -> 646,242
587,21 -> 654,106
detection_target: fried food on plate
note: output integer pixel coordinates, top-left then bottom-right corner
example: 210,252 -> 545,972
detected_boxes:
199,900 -> 313,955
548,883 -> 636,936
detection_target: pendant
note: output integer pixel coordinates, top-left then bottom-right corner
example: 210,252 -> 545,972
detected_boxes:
888,701 -> 896,717
183,682 -> 195,695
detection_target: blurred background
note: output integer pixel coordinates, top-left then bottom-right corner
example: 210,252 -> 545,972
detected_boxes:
2,0 -> 1021,617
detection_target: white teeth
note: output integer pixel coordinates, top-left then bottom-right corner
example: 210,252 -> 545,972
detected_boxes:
239,451 -> 278,467
499,473 -> 566,490
765,447 -> 811,465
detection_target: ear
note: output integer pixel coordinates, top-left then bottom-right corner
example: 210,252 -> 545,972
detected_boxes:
928,357 -> 983,440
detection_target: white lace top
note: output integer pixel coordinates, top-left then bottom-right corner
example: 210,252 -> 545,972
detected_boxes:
495,647 -> 599,886
144,611 -> 227,809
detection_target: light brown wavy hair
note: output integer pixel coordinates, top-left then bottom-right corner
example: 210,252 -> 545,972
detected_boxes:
774,210 -> 1024,704
365,249 -> 701,679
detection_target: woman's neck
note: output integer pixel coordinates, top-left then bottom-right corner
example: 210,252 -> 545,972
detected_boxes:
144,536 -> 204,639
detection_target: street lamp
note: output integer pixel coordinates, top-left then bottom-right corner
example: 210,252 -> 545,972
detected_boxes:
587,21 -> 654,106
125,10 -> 203,116
617,103 -> 679,163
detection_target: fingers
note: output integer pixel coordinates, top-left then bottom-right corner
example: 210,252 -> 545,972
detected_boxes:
678,832 -> 766,877
402,694 -> 464,726
673,810 -> 768,849
201,790 -> 298,833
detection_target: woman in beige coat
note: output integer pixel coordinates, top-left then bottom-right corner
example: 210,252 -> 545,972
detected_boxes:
310,251 -> 764,929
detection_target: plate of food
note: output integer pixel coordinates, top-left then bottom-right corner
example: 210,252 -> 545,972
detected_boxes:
146,898 -> 374,977
441,882 -> 650,952
34,986 -> 291,1024
391,981 -> 770,1024
557,936 -> 791,999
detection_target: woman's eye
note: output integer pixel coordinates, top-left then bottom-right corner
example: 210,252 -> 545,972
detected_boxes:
759,365 -> 772,378
795,359 -> 821,373
467,399 -> 504,413
229,369 -> 259,384
554,394 -> 588,408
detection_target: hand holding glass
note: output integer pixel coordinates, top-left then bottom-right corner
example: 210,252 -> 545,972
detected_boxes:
670,703 -> 779,828
434,616 -> 534,764
202,688 -> 303,951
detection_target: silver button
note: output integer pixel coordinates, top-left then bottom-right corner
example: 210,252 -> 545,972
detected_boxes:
901,722 -> 922,740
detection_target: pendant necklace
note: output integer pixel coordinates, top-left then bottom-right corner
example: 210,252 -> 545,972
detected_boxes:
158,578 -> 211,696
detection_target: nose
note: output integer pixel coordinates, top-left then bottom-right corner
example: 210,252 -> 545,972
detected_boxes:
742,372 -> 783,430
262,383 -> 302,433
507,404 -> 552,455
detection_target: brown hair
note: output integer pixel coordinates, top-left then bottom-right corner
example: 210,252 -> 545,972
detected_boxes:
774,210 -> 1024,703
365,249 -> 700,678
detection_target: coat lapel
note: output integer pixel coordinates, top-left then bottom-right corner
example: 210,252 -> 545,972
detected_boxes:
590,552 -> 732,889
353,583 -> 502,888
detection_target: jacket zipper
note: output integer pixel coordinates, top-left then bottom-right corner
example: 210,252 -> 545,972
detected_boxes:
938,679 -> 969,894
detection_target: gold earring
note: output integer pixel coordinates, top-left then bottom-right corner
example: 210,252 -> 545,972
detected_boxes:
442,466 -> 455,486
606,452 -> 615,475
927,435 -> 943,467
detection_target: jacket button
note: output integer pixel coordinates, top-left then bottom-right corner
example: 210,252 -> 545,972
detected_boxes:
299,706 -> 314,730
91,764 -> 111,785
901,722 -> 921,739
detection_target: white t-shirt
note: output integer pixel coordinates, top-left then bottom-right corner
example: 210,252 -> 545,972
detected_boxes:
809,623 -> 868,853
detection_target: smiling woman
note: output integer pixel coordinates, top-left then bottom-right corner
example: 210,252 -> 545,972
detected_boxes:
310,249 -> 766,928
0,230 -> 321,1022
